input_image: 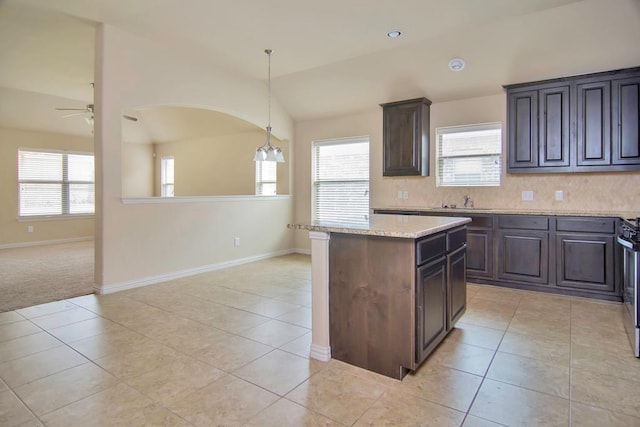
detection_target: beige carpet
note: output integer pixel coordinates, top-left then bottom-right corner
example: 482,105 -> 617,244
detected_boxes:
0,240 -> 94,313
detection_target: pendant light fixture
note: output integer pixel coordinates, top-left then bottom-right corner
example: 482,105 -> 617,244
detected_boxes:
254,49 -> 285,162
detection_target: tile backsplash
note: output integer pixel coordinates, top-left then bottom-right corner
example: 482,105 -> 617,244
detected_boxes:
374,172 -> 640,214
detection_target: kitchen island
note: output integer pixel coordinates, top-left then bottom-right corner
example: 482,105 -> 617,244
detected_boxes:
290,214 -> 471,379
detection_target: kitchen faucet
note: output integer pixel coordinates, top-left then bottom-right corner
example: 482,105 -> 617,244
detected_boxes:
463,195 -> 472,208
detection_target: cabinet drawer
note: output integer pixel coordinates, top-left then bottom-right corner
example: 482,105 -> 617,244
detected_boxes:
556,217 -> 616,234
417,233 -> 446,266
469,215 -> 493,228
498,215 -> 549,230
447,227 -> 467,252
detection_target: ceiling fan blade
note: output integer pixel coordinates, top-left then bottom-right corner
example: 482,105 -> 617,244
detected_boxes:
122,115 -> 138,122
62,112 -> 89,118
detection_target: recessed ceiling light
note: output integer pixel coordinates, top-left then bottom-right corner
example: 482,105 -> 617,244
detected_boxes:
387,30 -> 402,39
448,57 -> 466,72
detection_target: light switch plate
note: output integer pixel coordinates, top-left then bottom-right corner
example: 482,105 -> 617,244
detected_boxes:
555,190 -> 564,201
522,190 -> 534,201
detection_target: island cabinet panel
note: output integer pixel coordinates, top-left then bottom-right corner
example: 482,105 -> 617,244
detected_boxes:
329,233 -> 415,380
448,246 -> 467,327
415,257 -> 447,365
328,227 -> 467,380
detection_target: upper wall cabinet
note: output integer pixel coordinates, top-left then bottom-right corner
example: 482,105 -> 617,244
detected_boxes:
381,97 -> 431,176
505,67 -> 640,173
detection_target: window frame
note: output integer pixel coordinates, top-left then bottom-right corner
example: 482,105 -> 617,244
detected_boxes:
17,148 -> 95,219
312,136 -> 370,224
435,122 -> 502,188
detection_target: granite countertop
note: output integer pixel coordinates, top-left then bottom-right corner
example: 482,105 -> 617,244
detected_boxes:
374,206 -> 639,219
288,214 -> 471,239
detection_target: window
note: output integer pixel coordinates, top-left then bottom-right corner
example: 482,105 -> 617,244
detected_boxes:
312,137 -> 369,225
436,123 -> 502,187
18,149 -> 94,217
161,156 -> 174,197
255,161 -> 277,196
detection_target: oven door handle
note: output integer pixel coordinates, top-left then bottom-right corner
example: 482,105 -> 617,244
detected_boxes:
617,236 -> 638,250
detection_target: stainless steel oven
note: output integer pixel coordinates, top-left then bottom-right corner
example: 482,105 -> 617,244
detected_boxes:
618,217 -> 640,357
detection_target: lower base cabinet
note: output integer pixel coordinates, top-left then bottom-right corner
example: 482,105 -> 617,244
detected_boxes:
497,230 -> 549,285
556,233 -> 615,292
373,209 -> 622,301
467,228 -> 493,279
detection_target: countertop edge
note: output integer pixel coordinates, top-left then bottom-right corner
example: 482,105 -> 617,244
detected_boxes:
289,216 -> 471,239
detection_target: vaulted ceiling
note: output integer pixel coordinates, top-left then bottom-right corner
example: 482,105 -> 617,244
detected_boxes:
1,0 -> 639,139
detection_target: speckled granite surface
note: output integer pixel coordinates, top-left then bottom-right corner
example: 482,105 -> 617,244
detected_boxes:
288,214 -> 471,239
373,206 -> 639,219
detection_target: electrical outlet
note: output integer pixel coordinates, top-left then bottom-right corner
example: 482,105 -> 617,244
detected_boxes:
522,190 -> 534,201
27,226 -> 34,233
402,191 -> 409,200
397,191 -> 403,199
555,190 -> 564,201
234,237 -> 240,247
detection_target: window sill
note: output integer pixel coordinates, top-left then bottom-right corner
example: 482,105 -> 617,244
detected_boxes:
18,214 -> 95,222
121,195 -> 291,204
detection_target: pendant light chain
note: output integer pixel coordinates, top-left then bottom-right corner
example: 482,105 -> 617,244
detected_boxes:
266,49 -> 271,131
254,48 -> 284,162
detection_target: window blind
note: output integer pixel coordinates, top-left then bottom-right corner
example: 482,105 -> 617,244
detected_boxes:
18,149 -> 94,216
436,123 -> 502,187
161,156 -> 175,197
312,137 -> 369,225
255,161 -> 277,196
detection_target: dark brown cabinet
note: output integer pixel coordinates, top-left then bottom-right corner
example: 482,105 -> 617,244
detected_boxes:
497,230 -> 549,285
507,83 -> 571,170
415,257 -> 447,365
612,75 -> 640,165
505,66 -> 640,173
507,89 -> 538,169
448,246 -> 467,327
466,215 -> 495,280
381,98 -> 431,176
556,217 -> 617,293
576,79 -> 611,167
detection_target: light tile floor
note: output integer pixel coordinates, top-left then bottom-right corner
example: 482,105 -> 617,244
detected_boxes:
1,254 -> 639,426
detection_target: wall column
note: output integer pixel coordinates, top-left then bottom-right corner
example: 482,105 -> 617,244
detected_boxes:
309,231 -> 331,361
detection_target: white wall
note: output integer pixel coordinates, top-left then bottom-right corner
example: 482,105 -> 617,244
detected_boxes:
94,24 -> 294,291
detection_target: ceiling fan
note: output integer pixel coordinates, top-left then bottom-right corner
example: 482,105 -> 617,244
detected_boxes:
56,104 -> 138,122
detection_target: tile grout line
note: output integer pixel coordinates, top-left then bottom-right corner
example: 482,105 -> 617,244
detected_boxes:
458,293 -> 516,426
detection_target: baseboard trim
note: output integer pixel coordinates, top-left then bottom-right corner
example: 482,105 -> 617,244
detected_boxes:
0,237 -> 94,250
310,344 -> 331,362
293,248 -> 311,255
95,248 -> 297,294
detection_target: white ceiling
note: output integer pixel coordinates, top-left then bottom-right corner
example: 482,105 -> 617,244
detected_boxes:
1,0 -> 639,139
